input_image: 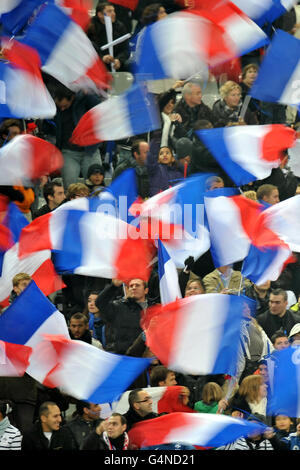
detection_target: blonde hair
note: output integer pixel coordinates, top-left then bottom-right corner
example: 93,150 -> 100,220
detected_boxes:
219,81 -> 241,100
12,273 -> 32,287
202,382 -> 223,405
66,183 -> 89,200
243,190 -> 257,201
239,375 -> 263,403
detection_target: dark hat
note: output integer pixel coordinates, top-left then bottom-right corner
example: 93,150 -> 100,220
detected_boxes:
246,413 -> 267,425
87,163 -> 104,179
158,89 -> 177,112
175,137 -> 193,160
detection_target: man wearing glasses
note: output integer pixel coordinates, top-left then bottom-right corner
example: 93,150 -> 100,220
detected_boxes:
123,389 -> 158,432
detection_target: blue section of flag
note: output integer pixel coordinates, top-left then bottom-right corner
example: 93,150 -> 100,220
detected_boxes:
126,84 -> 161,137
0,281 -> 57,345
87,355 -> 152,404
21,2 -> 72,65
106,168 -> 138,223
0,64 -> 23,118
196,128 -> 256,186
1,0 -> 44,36
242,244 -> 280,284
132,26 -> 166,80
253,1 -> 290,27
157,239 -> 170,281
250,30 -> 300,104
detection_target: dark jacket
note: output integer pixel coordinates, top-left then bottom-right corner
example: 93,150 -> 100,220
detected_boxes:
32,203 -> 52,220
96,284 -> 149,354
257,309 -> 300,340
54,91 -> 101,155
244,284 -> 271,317
81,431 -> 128,450
212,98 -> 258,127
62,415 -> 102,450
146,135 -> 183,197
173,99 -> 215,139
113,155 -> 150,199
123,407 -> 158,432
21,421 -> 77,450
87,16 -> 130,69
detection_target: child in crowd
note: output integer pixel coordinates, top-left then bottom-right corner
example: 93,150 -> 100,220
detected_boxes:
273,414 -> 295,439
194,382 -> 228,414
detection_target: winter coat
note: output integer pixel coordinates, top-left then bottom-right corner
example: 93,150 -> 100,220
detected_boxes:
113,155 -> 150,199
257,308 -> 300,340
62,415 -> 102,450
21,421 -> 77,450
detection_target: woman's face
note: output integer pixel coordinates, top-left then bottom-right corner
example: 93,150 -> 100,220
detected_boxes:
163,99 -> 175,115
158,147 -> 174,165
225,88 -> 241,108
244,67 -> 258,87
185,281 -> 204,297
259,383 -> 268,399
88,294 -> 99,314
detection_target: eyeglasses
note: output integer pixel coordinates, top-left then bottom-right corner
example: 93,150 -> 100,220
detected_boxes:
136,397 -> 152,403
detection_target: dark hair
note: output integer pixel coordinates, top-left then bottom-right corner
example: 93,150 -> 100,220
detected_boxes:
96,1 -> 113,14
141,3 -> 163,25
43,181 -> 63,204
158,89 -> 176,113
53,85 -> 75,103
82,291 -> 100,317
0,119 -> 23,136
131,140 -> 146,158
39,401 -> 58,419
70,312 -> 89,324
128,389 -> 143,408
271,330 -> 289,344
242,63 -> 259,80
150,365 -> 172,387
110,412 -> 127,426
0,400 -> 13,418
256,184 -> 278,201
270,289 -> 288,302
75,400 -> 91,416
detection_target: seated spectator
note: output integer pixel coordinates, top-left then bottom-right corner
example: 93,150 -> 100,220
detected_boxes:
87,2 -> 130,72
85,164 -> 105,194
63,401 -> 102,449
212,80 -> 257,127
194,382 -> 228,414
0,400 -> 22,450
0,118 -> 23,147
240,63 -> 261,121
202,264 -> 251,294
68,313 -> 103,349
205,175 -> 225,191
256,184 -> 280,207
150,366 -> 177,387
123,389 -> 159,431
82,413 -> 129,450
21,401 -> 77,450
173,81 -> 215,139
113,140 -> 150,199
244,281 -> 271,316
273,414 -> 295,439
146,134 -> 184,196
243,190 -> 257,201
184,279 -> 205,297
231,375 -> 270,422
65,183 -> 89,201
33,180 -> 66,219
281,419 -> 300,450
8,272 -> 32,306
271,330 -> 290,351
83,290 -> 114,350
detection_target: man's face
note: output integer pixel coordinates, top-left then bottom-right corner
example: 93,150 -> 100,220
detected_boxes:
258,364 -> 269,383
98,5 -> 116,23
134,391 -> 153,417
49,185 -> 65,208
274,336 -> 289,350
127,279 -> 148,302
69,319 -> 88,339
84,403 -> 101,421
135,142 -> 149,165
7,125 -> 21,141
264,189 -> 280,205
164,371 -> 177,386
41,405 -> 62,432
55,97 -> 73,111
186,85 -> 202,107
106,416 -> 126,439
269,294 -> 288,317
13,279 -> 31,296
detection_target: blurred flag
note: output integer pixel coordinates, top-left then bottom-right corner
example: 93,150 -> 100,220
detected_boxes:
231,0 -> 298,27
53,0 -> 92,30
197,125 -> 296,187
0,0 -> 44,36
71,84 -> 161,146
158,239 -> 181,305
0,340 -> 32,377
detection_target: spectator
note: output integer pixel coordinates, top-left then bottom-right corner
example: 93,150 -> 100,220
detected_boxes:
33,180 -> 66,219
113,140 -> 150,199
9,272 -> 32,305
150,366 -> 177,387
257,289 -> 300,340
85,164 -> 106,194
158,84 -> 183,149
244,281 -> 271,317
0,118 -> 23,147
231,375 -> 270,422
273,414 -> 295,439
68,313 -> 103,349
87,2 -> 130,72
184,279 -> 205,297
53,86 -> 102,190
240,63 -> 261,121
194,382 -> 228,414
123,389 -> 159,431
281,419 -> 300,450
202,264 -> 251,294
82,413 -> 129,450
256,184 -> 280,207
288,323 -> 300,346
0,400 -> 22,450
83,290 -> 115,350
271,330 -> 290,351
63,401 -> 102,449
65,183 -> 89,201
21,401 -> 77,450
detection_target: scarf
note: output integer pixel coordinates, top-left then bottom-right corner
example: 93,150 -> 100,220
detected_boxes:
102,431 -> 129,450
0,417 -> 10,438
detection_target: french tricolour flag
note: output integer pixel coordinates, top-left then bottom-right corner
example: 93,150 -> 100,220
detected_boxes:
204,188 -> 292,284
18,208 -> 152,283
141,293 -> 252,376
53,0 -> 92,30
0,40 -> 56,119
71,84 -> 161,146
231,0 -> 298,27
197,125 -> 296,187
131,174 -> 211,268
21,2 -> 111,92
0,201 -> 64,307
134,4 -> 268,80
0,0 -> 44,35
251,30 -> 300,107
128,412 -> 266,449
0,134 -> 63,185
0,340 -> 32,377
158,239 -> 181,305
29,334 -> 152,403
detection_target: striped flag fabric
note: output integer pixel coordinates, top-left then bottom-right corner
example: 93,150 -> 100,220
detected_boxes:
231,0 -> 298,27
0,340 -> 32,377
157,239 -> 181,305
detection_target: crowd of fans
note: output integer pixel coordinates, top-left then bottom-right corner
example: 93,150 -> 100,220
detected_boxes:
1,0 -> 300,452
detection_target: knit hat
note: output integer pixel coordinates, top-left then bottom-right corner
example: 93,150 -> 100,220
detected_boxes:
175,137 -> 193,160
87,164 -> 104,180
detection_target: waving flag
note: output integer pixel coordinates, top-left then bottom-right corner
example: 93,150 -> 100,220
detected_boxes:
197,125 -> 296,187
0,0 -> 44,36
250,30 -> 300,107
131,173 -> 211,268
0,202 -> 64,307
128,412 -> 266,448
0,1 -> 23,14
141,293 -> 252,376
0,40 -> 56,119
110,0 -> 138,10
0,341 -> 32,377
21,2 -> 111,92
204,188 -> 292,283
231,0 -> 298,27
53,0 -> 92,30
133,5 -> 268,80
18,208 -> 152,282
71,84 -> 161,146
0,135 -> 63,185
158,239 -> 181,305
29,334 -> 152,403
268,346 -> 300,417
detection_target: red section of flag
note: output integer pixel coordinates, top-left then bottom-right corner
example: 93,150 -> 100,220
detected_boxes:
261,125 -> 296,163
31,259 -> 66,297
18,213 -> 52,258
